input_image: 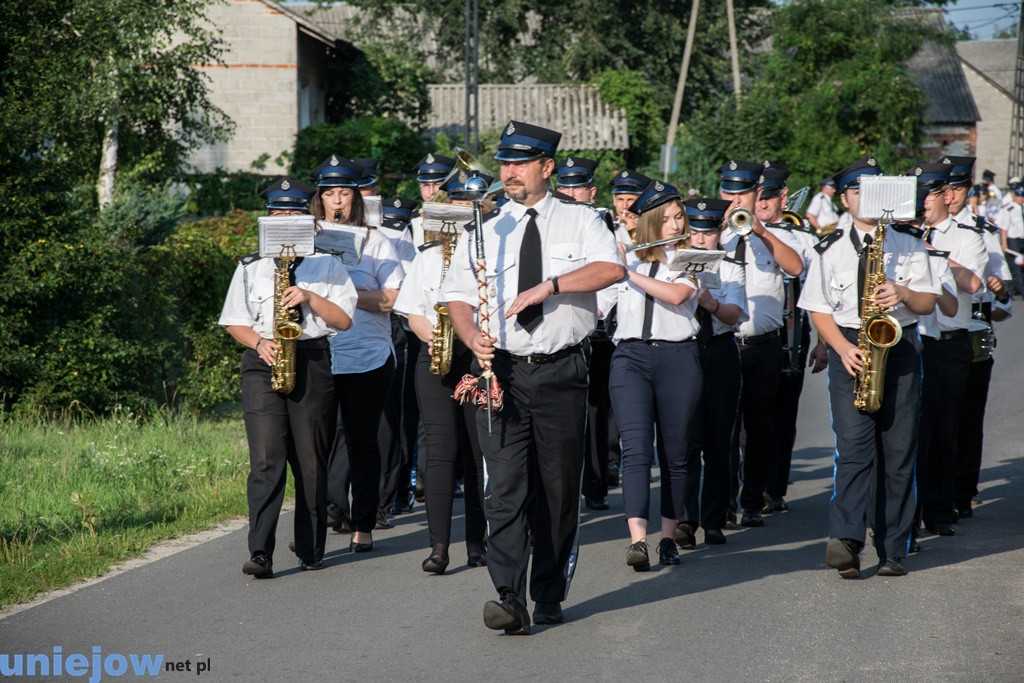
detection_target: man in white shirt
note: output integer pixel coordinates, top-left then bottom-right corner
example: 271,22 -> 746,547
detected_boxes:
806,177 -> 840,234
442,120 -> 623,634
997,187 -> 1024,297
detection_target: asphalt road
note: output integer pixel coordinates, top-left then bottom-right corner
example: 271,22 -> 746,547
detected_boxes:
3,315 -> 1023,681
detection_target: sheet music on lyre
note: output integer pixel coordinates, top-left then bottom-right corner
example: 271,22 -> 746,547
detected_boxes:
258,215 -> 316,258
315,222 -> 368,265
421,202 -> 474,234
362,195 -> 382,228
667,248 -> 726,289
858,176 -> 917,221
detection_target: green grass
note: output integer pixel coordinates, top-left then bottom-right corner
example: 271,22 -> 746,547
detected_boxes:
0,407 -> 255,608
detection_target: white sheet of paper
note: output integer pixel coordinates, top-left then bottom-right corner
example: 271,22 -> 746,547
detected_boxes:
258,215 -> 316,258
315,222 -> 368,265
858,176 -> 917,220
421,202 -> 474,234
667,248 -> 726,275
362,195 -> 382,228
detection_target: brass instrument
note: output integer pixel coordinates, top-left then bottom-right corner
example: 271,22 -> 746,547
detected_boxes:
853,217 -> 902,413
816,221 -> 839,238
270,244 -> 303,394
428,227 -> 459,375
781,210 -> 804,228
726,207 -> 754,236
431,148 -> 504,203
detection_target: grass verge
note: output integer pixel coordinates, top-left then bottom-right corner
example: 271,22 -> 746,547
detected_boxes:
0,407 -> 254,608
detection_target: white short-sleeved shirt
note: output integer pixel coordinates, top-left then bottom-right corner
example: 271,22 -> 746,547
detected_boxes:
329,229 -> 406,374
394,242 -> 449,327
997,201 -> 1024,239
807,191 -> 840,227
613,248 -> 699,342
598,223 -> 635,320
379,225 -> 417,272
954,207 -> 1011,300
720,226 -> 798,338
798,225 -> 940,329
218,253 -> 357,339
926,215 -> 987,330
700,257 -> 749,335
918,251 -> 960,338
440,192 -> 622,355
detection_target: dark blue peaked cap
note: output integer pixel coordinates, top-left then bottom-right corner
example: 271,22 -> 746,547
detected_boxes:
494,120 -> 561,162
261,177 -> 314,212
833,155 -> 883,192
907,162 -> 951,191
311,155 -> 363,188
758,168 -> 791,199
717,159 -> 762,194
555,156 -> 599,187
414,153 -> 456,183
628,180 -> 681,216
940,155 -> 974,186
684,197 -> 732,231
381,196 -> 417,220
353,157 -> 379,188
610,169 -> 652,195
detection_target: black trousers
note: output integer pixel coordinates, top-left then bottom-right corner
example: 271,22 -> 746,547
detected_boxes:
397,329 -> 423,505
1007,237 -> 1024,297
828,327 -> 921,559
686,333 -> 741,530
611,340 -> 703,522
475,349 -> 588,605
730,333 -> 783,513
768,316 -> 811,499
917,331 -> 972,527
327,358 -> 395,533
583,334 -> 615,500
378,315 -> 409,515
955,356 -> 993,510
241,341 -> 335,564
415,345 -> 485,548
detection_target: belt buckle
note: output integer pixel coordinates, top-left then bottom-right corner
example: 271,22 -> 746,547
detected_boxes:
649,340 -> 660,347
525,354 -> 537,364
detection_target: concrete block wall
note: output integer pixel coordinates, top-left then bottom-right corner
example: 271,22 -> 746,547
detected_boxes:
189,0 -> 299,175
962,63 -> 1013,183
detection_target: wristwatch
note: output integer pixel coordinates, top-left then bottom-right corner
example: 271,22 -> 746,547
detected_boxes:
547,275 -> 560,295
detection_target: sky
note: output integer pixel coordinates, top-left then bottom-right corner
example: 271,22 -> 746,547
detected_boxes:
942,0 -> 1022,39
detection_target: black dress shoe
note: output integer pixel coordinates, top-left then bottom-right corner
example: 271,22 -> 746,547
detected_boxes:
414,480 -> 425,503
422,545 -> 450,574
909,538 -> 922,554
466,542 -> 488,567
392,498 -> 414,515
926,522 -> 956,536
771,497 -> 788,512
350,535 -> 373,553
374,511 -> 393,530
876,557 -> 907,577
956,506 -> 973,519
331,511 -> 351,533
584,496 -> 609,511
657,538 -> 680,565
674,522 -> 696,550
725,511 -> 738,530
242,553 -> 273,579
741,510 -> 765,527
626,540 -> 650,572
299,560 -> 324,571
825,538 -> 862,579
483,591 -> 531,635
704,528 -> 727,545
533,601 -> 563,625
761,493 -> 774,515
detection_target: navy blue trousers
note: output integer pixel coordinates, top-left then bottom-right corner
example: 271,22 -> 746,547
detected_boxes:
610,340 -> 702,522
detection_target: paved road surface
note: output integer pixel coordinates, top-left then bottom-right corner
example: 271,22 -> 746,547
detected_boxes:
3,316 -> 1024,681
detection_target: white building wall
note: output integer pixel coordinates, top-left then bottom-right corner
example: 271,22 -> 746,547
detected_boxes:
962,62 -> 1013,183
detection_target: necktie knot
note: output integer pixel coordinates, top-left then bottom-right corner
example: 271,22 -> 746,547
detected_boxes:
526,208 -> 538,218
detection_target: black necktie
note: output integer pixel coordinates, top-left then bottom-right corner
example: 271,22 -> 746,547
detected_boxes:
641,260 -> 660,340
696,300 -> 713,345
856,234 -> 872,314
517,208 -> 544,332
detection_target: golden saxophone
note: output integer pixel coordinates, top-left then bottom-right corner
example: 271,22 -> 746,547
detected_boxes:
270,244 -> 303,394
853,220 -> 902,413
428,228 -> 459,375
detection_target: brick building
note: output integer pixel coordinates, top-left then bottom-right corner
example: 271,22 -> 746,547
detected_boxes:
189,0 -> 357,175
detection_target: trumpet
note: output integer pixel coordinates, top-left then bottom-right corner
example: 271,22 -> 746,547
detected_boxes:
726,208 -> 754,236
626,233 -> 691,252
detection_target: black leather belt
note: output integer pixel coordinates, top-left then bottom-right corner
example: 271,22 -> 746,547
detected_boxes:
620,338 -> 696,346
494,343 -> 583,364
735,328 -> 780,346
939,329 -> 969,342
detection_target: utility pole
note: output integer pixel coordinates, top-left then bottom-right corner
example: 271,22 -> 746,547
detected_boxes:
1008,2 -> 1024,179
726,0 -> 742,105
464,0 -> 479,154
663,0 -> 700,181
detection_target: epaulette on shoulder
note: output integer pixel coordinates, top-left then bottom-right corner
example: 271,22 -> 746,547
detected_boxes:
601,209 -> 615,233
956,220 -> 985,235
974,215 -> 999,234
239,251 -> 261,266
418,241 -> 440,252
482,208 -> 500,221
890,223 -> 924,239
723,255 -> 744,266
927,249 -> 950,259
814,228 -> 844,254
766,221 -> 790,230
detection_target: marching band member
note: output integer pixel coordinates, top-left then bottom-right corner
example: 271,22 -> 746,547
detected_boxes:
441,120 -> 623,633
313,155 -> 406,553
410,153 -> 456,248
798,156 -> 939,578
220,178 -> 357,577
806,177 -> 840,234
610,169 -> 652,239
910,162 -> 986,539
680,197 -> 747,546
393,172 -> 490,574
355,157 -> 379,196
609,181 -> 702,570
717,159 -> 803,529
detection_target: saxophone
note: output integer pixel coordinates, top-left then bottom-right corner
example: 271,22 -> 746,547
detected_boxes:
853,219 -> 903,413
428,228 -> 459,375
270,244 -> 303,394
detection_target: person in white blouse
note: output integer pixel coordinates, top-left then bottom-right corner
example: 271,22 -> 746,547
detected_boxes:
607,181 -> 702,571
798,155 -> 940,578
219,178 -> 357,578
310,155 -> 407,553
679,197 -> 748,547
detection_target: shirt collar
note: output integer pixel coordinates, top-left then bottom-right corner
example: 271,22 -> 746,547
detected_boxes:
507,191 -> 555,222
932,215 -> 956,233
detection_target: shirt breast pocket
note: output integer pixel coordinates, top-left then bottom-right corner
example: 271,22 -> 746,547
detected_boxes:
752,258 -> 778,288
829,277 -> 855,311
891,253 -> 913,286
549,242 -> 586,276
248,280 -> 274,321
486,257 -> 516,303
